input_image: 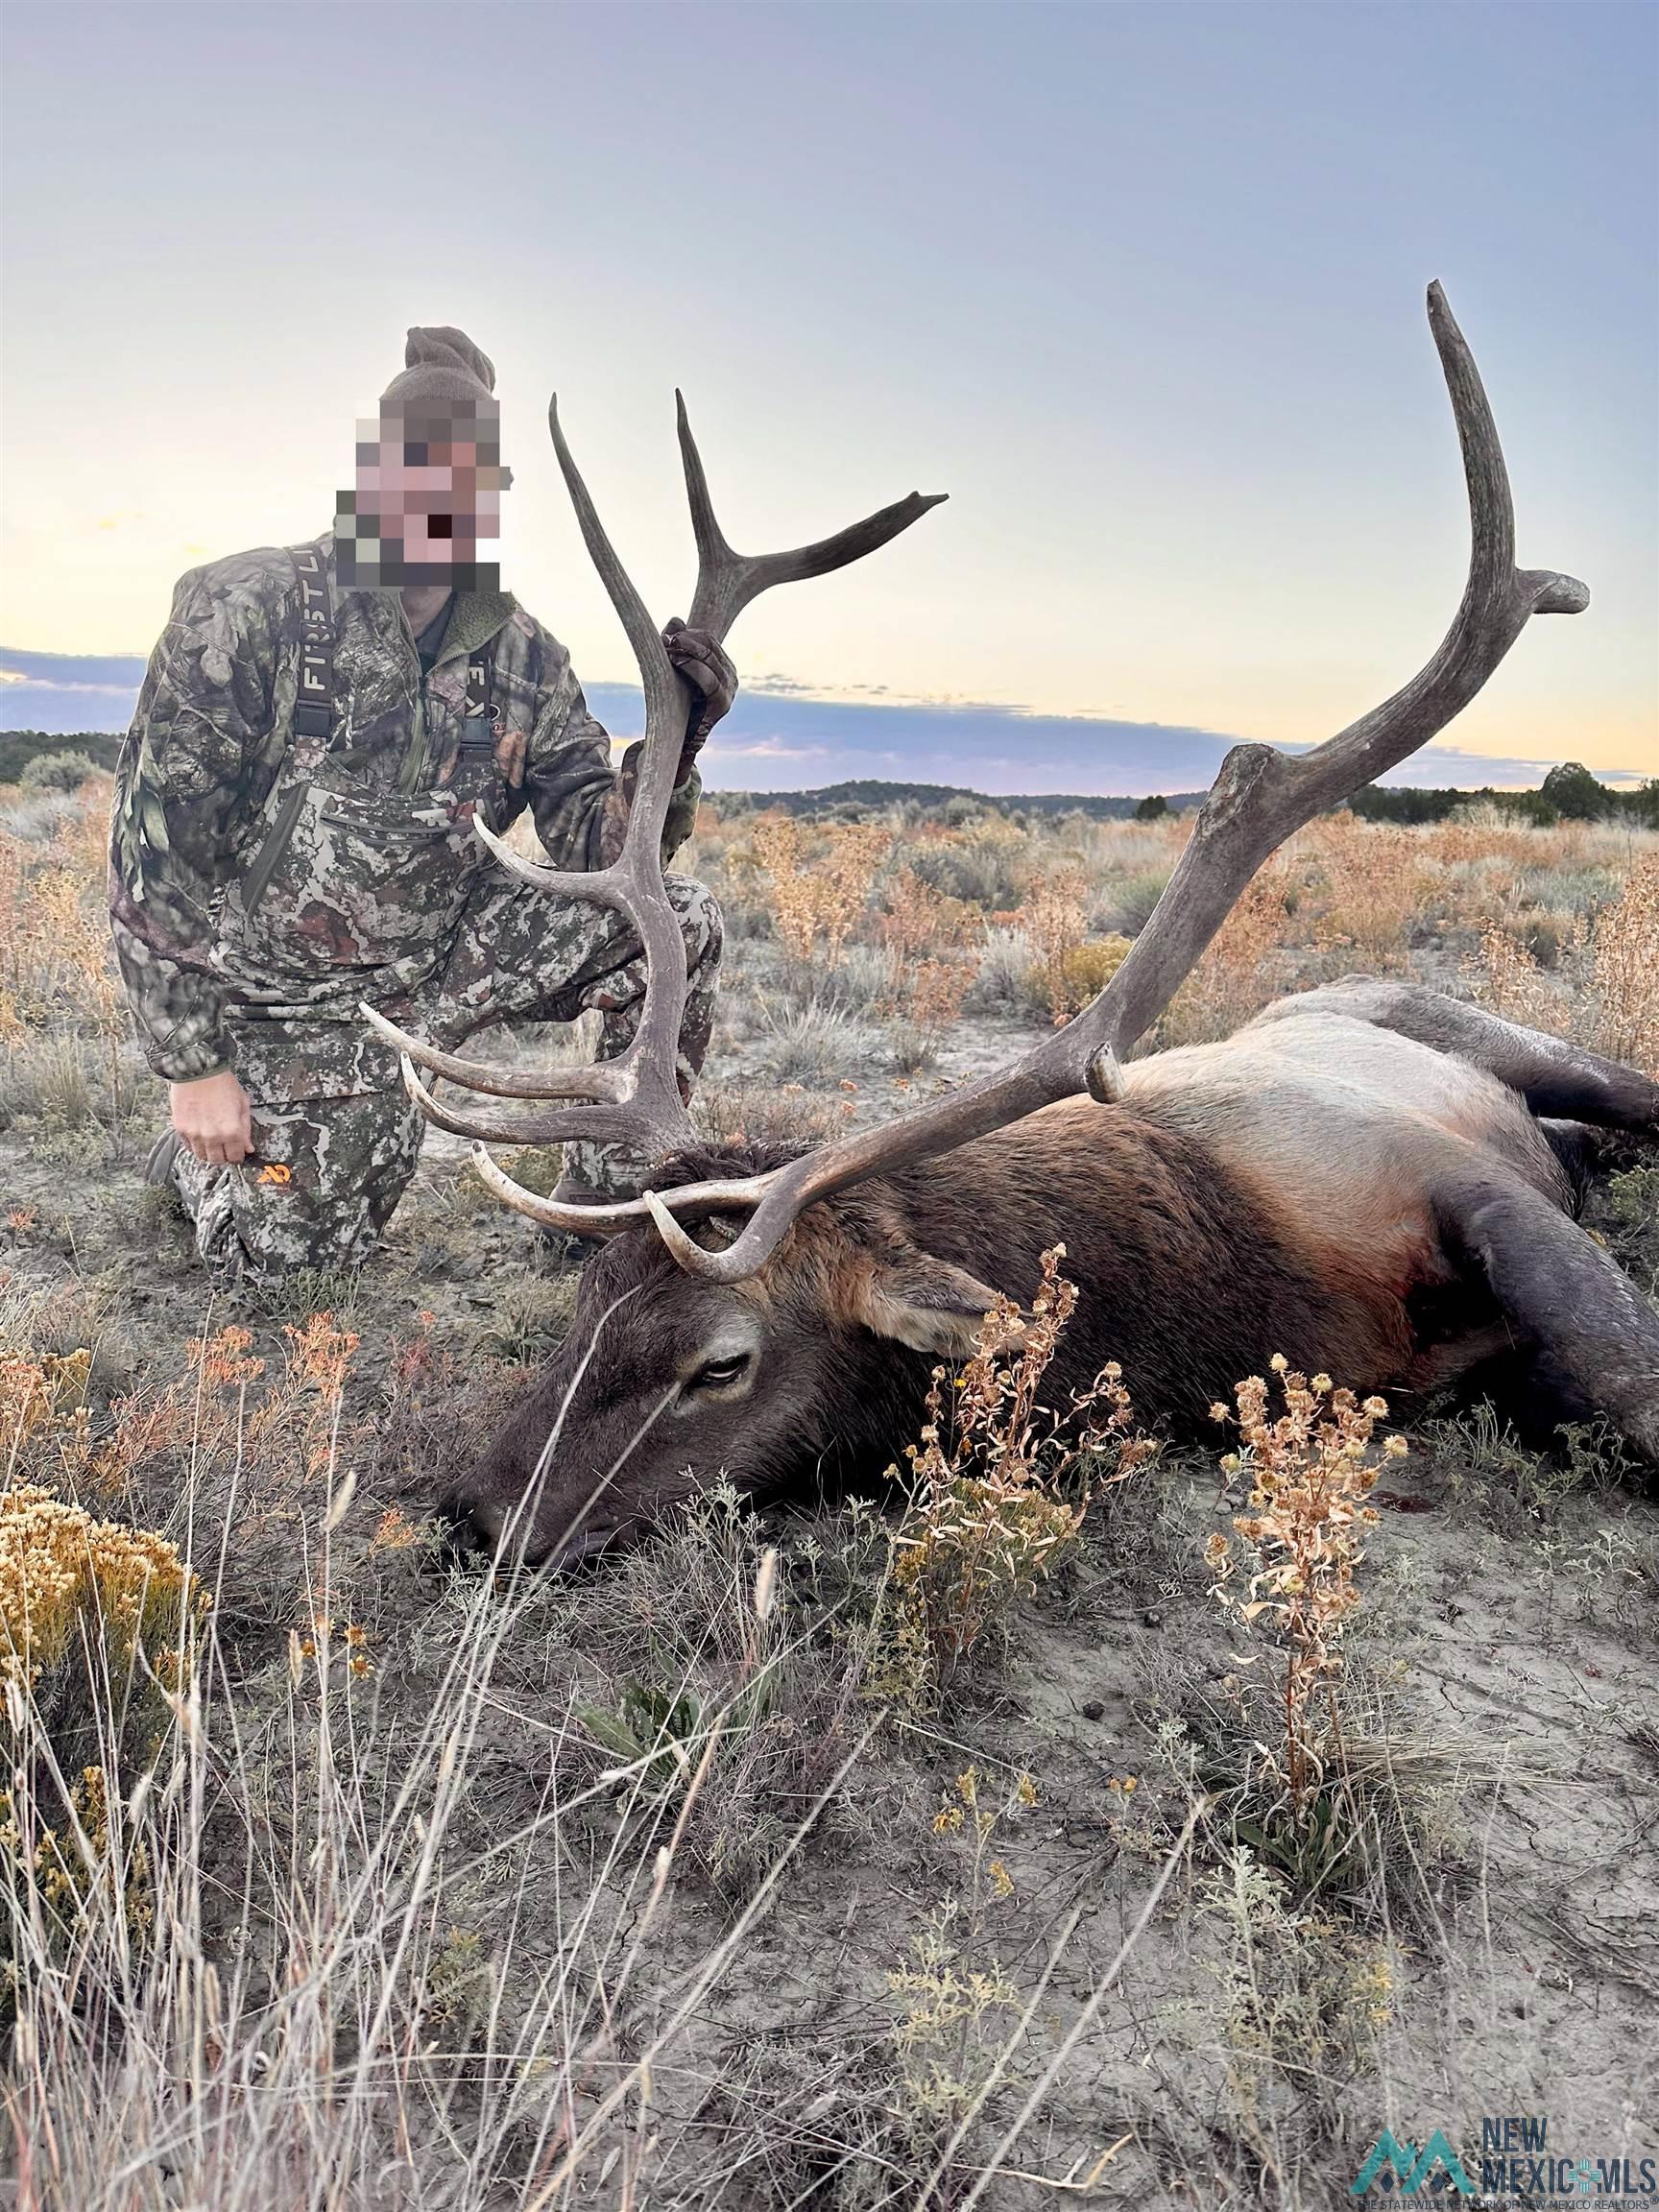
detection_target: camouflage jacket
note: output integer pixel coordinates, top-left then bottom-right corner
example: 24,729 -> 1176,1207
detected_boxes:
108,532 -> 700,1083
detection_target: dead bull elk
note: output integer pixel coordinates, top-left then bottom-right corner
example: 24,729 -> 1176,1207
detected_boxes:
366,286 -> 1659,1570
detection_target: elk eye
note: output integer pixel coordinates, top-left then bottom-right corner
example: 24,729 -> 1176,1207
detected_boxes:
691,1353 -> 751,1392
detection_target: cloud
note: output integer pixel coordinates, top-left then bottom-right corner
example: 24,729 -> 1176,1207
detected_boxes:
2,651 -> 1647,795
0,667 -> 138,696
699,736 -> 833,762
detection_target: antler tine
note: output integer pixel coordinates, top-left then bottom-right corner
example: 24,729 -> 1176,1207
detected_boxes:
471,1145 -> 776,1238
469,812 -> 634,911
623,279 -> 1590,1286
675,390 -> 948,641
393,1054 -> 648,1150
362,1002 -> 631,1105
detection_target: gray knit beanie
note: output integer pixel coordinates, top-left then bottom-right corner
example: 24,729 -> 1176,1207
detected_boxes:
379,326 -> 497,418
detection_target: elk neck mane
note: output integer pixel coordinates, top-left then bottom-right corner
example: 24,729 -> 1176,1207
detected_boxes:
643,1099 -> 1414,1458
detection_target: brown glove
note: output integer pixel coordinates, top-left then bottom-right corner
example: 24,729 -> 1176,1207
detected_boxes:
661,616 -> 738,767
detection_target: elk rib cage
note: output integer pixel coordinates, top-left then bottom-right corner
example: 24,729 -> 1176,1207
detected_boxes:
364,283 -> 1588,1283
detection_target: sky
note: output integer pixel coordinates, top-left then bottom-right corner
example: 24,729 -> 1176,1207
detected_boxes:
2,0 -> 1654,793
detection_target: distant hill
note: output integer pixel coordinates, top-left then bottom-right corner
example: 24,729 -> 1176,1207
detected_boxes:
712,780 -> 1210,820
7,733 -> 1650,832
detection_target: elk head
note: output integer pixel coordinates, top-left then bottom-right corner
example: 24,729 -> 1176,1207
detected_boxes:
438,1151 -> 1018,1568
366,285 -> 1588,1568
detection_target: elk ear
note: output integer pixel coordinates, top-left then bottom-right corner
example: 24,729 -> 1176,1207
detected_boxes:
848,1246 -> 1022,1358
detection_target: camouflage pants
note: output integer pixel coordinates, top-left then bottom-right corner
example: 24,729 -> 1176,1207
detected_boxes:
173,872 -> 721,1285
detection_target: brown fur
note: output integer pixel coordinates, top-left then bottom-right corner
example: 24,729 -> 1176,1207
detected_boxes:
447,993 -> 1659,1567
451,1104 -> 1426,1566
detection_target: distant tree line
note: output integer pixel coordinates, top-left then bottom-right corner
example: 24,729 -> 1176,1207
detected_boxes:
4,733 -> 1651,833
1351,762 -> 1659,830
0,731 -> 123,784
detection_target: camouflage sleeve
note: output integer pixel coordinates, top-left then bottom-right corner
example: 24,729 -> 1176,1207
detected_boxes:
522,651 -> 701,873
108,565 -> 283,1082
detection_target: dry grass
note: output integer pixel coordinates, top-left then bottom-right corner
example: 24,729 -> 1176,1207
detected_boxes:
3,1282 -> 1190,2207
5,777 -> 1659,2204
1474,849 -> 1659,1072
681,795 -> 1659,1081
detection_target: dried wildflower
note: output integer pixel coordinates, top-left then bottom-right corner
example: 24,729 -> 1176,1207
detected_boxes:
0,1480 -> 205,1702
1207,1360 -> 1396,1812
191,1324 -> 265,1389
876,1246 -> 1155,1711
371,1505 -> 423,1551
284,1312 -> 359,1396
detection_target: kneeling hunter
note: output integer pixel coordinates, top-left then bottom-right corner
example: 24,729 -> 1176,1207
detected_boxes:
109,325 -> 734,1286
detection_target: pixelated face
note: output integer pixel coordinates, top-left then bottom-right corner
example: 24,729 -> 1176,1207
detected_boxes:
334,397 -> 513,589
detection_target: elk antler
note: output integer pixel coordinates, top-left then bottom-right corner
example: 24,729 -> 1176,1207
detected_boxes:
361,396 -> 947,1193
382,284 -> 1589,1282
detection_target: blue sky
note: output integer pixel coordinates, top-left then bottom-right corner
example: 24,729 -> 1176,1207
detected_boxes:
2,1 -> 1654,790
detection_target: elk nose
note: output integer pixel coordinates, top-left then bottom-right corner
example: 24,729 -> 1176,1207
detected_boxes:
438,1489 -> 503,1559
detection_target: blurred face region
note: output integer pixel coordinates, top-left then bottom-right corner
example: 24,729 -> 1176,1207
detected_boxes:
335,397 -> 512,589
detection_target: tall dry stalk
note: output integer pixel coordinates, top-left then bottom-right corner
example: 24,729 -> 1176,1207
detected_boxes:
0,1318 -> 879,2208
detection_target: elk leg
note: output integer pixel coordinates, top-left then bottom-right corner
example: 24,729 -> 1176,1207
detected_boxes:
1437,1169 -> 1659,1461
1280,976 -> 1659,1133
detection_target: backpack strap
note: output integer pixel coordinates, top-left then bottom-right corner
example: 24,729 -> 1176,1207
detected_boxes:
458,650 -> 498,752
289,544 -> 335,742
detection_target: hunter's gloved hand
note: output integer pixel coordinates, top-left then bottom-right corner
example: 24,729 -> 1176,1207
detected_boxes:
171,1069 -> 254,1166
661,617 -> 737,765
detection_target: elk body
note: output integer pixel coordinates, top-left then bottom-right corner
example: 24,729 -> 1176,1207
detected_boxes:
445,983 -> 1659,1564
364,284 -> 1659,1570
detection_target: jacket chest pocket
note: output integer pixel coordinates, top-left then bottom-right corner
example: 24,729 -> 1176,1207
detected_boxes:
226,766 -> 486,979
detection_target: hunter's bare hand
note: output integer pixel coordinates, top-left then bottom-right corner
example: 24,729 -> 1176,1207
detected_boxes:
171,1070 -> 253,1166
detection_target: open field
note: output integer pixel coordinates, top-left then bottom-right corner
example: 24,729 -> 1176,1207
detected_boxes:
2,766 -> 1658,2208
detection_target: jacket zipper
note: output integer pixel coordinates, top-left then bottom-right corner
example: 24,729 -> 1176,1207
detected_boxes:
242,783 -> 307,916
397,693 -> 430,797
397,596 -> 432,795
